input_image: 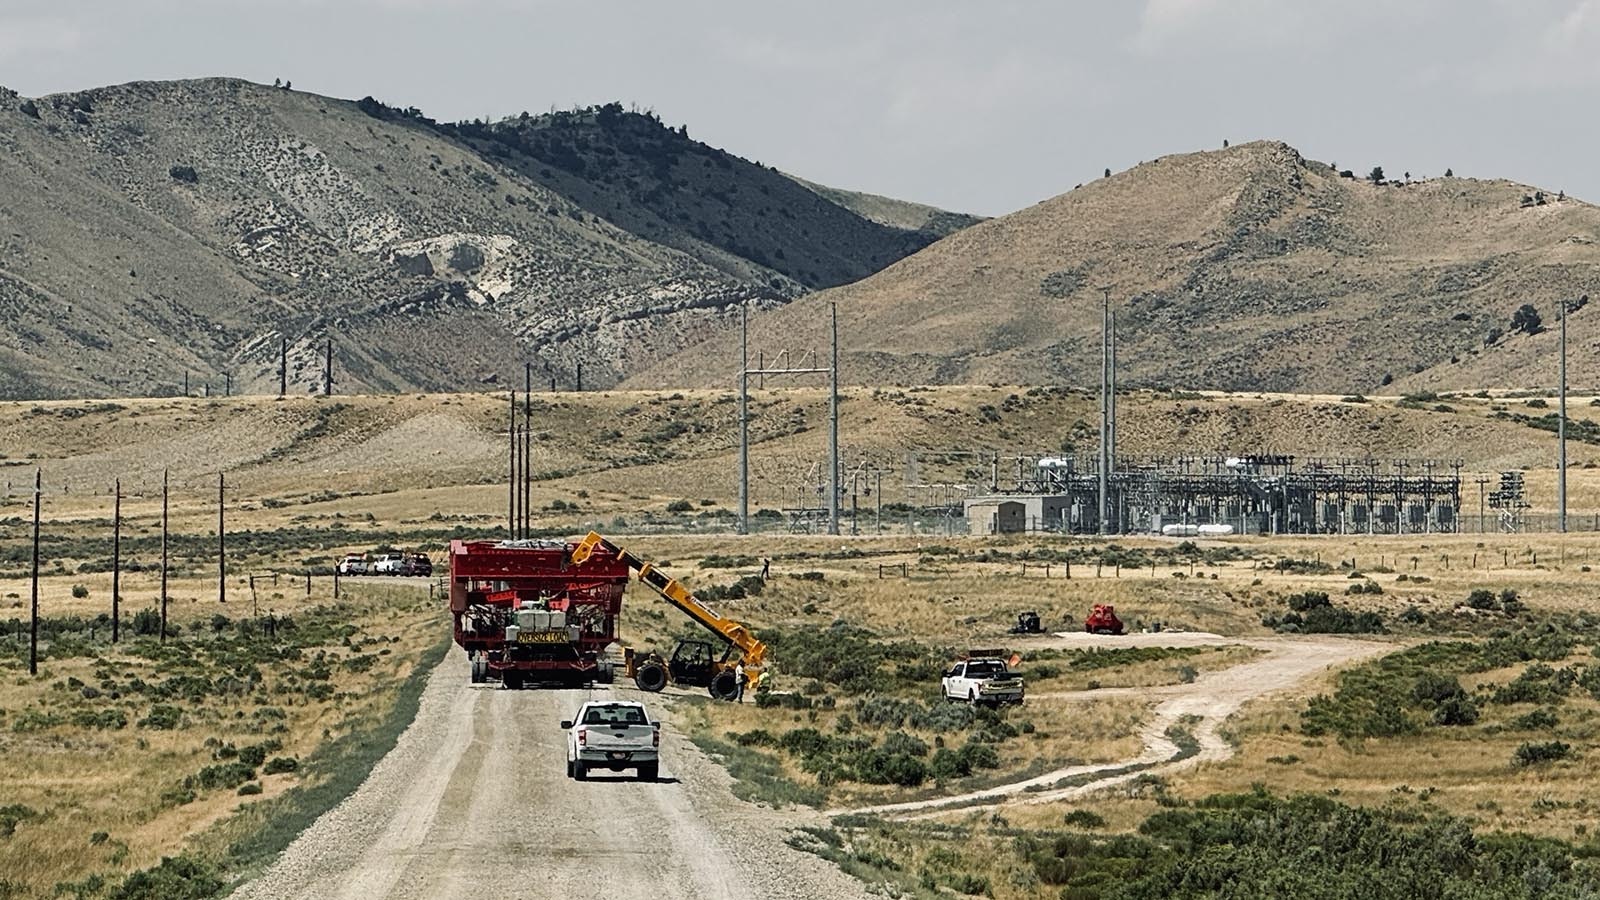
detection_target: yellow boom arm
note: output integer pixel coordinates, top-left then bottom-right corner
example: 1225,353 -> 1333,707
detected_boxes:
571,532 -> 768,671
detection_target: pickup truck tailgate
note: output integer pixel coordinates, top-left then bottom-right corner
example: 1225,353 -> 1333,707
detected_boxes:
583,724 -> 655,751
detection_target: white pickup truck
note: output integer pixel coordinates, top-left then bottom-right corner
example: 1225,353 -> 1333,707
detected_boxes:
562,700 -> 660,781
941,655 -> 1025,706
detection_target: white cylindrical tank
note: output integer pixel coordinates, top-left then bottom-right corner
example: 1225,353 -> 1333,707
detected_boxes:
1197,523 -> 1235,536
1161,524 -> 1201,537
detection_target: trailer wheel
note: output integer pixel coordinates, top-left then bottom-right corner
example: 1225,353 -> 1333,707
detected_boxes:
503,670 -> 524,690
597,662 -> 615,685
634,661 -> 668,693
469,655 -> 487,684
709,671 -> 740,701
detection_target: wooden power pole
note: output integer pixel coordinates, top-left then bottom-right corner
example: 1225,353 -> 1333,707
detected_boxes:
160,470 -> 169,642
218,472 -> 226,605
112,479 -> 121,643
28,469 -> 40,676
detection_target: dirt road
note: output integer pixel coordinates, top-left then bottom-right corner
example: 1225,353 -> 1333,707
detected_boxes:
842,631 -> 1393,817
231,658 -> 869,900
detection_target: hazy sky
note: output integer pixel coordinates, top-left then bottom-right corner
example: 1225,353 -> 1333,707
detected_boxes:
2,0 -> 1597,216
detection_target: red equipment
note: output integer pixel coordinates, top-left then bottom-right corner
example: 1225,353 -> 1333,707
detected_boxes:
448,539 -> 631,688
1084,604 -> 1126,636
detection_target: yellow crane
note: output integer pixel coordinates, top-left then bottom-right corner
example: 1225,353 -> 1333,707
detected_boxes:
571,531 -> 768,700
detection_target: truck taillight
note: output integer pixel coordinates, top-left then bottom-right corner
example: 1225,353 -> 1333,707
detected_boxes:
652,724 -> 660,747
577,728 -> 587,747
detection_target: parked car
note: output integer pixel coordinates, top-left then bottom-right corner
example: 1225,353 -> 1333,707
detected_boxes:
402,553 -> 433,577
562,700 -> 659,781
335,554 -> 368,576
370,552 -> 407,576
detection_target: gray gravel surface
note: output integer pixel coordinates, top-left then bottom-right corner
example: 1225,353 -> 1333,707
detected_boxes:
230,656 -> 870,900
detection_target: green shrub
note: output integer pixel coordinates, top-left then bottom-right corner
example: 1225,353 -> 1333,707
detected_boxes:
237,782 -> 263,796
0,804 -> 37,838
1513,740 -> 1571,767
880,731 -> 929,757
262,756 -> 300,775
853,749 -> 927,786
1063,809 -> 1107,829
110,855 -> 221,900
71,584 -> 89,599
189,761 -> 256,791
137,705 -> 181,730
1510,708 -> 1559,730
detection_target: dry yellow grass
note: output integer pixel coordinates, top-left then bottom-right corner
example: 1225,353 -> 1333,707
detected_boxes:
0,582 -> 445,897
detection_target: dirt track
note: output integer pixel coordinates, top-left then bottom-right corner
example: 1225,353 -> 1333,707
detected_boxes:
231,657 -> 869,900
841,631 -> 1393,817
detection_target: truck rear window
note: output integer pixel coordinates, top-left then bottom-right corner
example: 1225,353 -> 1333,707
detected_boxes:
582,705 -> 647,726
966,661 -> 1003,677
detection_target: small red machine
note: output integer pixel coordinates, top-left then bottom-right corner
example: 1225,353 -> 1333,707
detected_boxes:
448,539 -> 631,688
1084,604 -> 1126,636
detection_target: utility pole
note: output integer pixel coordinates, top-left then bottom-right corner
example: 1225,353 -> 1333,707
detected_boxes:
224,373 -> 232,397
874,469 -> 883,534
218,472 -> 226,605
112,478 -> 121,644
279,338 -> 288,398
524,366 -> 533,538
160,470 -> 168,642
28,469 -> 40,676
576,361 -> 583,392
1109,307 -> 1118,533
1560,296 -> 1578,533
508,391 -> 517,538
738,299 -> 750,535
183,370 -> 189,397
1098,287 -> 1110,535
323,339 -> 333,396
828,303 -> 840,536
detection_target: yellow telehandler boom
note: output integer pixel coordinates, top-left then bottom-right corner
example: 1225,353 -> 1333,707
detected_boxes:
570,531 -> 768,699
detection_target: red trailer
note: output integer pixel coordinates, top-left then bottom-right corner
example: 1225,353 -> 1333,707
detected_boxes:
448,539 -> 631,688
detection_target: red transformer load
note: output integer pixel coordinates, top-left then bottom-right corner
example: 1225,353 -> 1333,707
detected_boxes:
448,538 -> 631,689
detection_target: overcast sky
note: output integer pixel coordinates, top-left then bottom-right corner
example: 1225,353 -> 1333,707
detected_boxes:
2,0 -> 1597,216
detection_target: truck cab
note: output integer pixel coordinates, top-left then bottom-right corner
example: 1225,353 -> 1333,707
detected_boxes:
942,654 -> 1024,706
562,700 -> 659,781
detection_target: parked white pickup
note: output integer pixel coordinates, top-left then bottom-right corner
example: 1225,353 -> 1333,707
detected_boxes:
941,657 -> 1025,706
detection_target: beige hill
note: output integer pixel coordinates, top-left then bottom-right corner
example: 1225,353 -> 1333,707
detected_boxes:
634,141 -> 1600,393
0,80 -> 970,400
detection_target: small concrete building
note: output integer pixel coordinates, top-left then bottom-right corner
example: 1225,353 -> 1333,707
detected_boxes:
966,499 -> 1026,534
964,495 -> 1076,533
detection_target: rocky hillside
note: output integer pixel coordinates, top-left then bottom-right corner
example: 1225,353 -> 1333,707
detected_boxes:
0,81 -> 972,399
637,141 -> 1600,393
436,103 -> 964,291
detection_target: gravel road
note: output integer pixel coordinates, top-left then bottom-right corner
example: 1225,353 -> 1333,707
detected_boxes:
230,657 -> 870,900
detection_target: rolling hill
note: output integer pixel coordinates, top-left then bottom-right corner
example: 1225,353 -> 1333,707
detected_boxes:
0,80 -> 972,400
636,141 -> 1600,393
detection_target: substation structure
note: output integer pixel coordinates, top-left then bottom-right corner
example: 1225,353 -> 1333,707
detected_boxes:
963,454 -> 1465,536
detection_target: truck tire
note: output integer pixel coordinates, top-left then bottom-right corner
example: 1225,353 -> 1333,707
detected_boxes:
637,763 -> 658,781
634,661 -> 667,693
708,671 -> 740,701
573,761 -> 588,781
566,758 -> 574,779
